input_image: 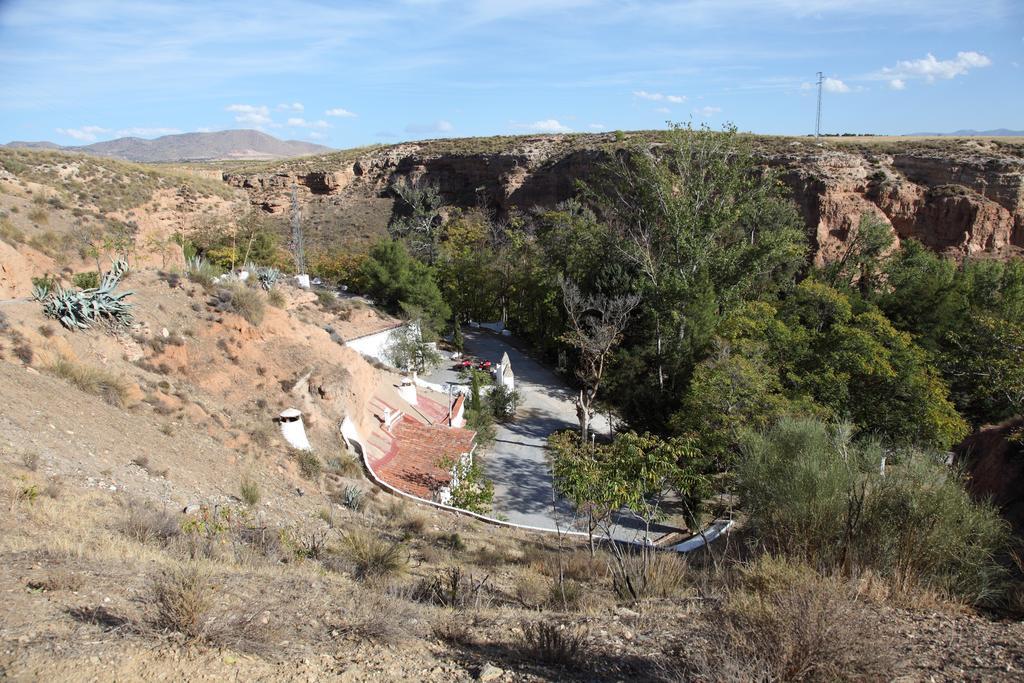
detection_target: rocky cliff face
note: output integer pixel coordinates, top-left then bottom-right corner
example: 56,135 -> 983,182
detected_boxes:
223,134 -> 1024,262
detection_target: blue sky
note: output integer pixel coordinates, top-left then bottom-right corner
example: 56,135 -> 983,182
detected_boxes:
0,0 -> 1021,148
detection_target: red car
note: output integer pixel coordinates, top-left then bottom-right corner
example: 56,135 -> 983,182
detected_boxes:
476,360 -> 493,371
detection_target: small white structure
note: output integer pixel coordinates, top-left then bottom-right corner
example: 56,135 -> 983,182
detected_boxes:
495,352 -> 515,391
294,274 -> 311,289
278,408 -> 311,451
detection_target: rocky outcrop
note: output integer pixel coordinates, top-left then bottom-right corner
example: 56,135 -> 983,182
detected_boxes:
222,135 -> 1024,263
953,417 -> 1024,536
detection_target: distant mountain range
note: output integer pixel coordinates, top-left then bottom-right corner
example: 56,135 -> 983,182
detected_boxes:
907,129 -> 1024,137
2,129 -> 332,162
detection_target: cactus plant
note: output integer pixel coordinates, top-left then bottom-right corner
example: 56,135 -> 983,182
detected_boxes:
37,259 -> 134,330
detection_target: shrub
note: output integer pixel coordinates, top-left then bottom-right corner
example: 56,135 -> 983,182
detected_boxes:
611,550 -> 689,601
0,216 -> 25,244
267,289 -> 285,308
486,385 -> 521,422
208,285 -> 265,326
21,450 -> 40,471
338,528 -> 407,581
326,451 -> 362,477
48,357 -> 131,407
27,207 -> 48,224
519,620 -> 587,666
13,342 -> 33,364
72,271 -> 100,289
120,501 -> 180,544
676,558 -> 894,681
150,563 -> 212,641
294,449 -> 322,480
414,566 -> 491,609
737,417 -> 1010,605
240,477 -> 260,506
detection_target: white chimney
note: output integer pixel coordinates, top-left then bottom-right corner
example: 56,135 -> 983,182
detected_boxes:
278,408 -> 311,451
398,376 -> 417,405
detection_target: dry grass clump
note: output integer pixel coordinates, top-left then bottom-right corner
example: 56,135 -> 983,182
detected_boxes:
131,455 -> 169,478
414,566 -> 492,609
612,550 -> 690,601
672,556 -> 894,682
326,451 -> 362,477
48,357 -> 131,407
382,498 -> 428,537
267,289 -> 286,308
338,527 -> 408,581
20,450 -> 40,471
239,476 -> 260,506
150,562 -> 213,641
120,500 -> 180,545
332,591 -> 415,645
519,620 -> 588,666
209,285 -> 265,326
292,448 -> 322,480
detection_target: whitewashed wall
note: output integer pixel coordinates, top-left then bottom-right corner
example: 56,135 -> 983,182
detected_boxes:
344,325 -> 404,364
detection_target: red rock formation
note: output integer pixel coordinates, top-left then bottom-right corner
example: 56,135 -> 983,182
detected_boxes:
953,417 -> 1024,536
222,135 -> 1024,263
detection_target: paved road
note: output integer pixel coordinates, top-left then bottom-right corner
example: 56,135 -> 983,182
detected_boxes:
424,329 -> 671,541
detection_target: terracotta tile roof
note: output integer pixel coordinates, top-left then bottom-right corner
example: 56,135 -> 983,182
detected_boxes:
414,392 -> 450,423
372,415 -> 476,499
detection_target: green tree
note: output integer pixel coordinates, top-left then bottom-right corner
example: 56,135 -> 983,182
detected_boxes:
360,239 -> 450,329
549,429 -> 709,598
585,122 -> 807,430
444,457 -> 494,514
823,213 -> 895,296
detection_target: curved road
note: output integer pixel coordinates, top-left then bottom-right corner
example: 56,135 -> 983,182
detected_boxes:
424,330 -> 673,542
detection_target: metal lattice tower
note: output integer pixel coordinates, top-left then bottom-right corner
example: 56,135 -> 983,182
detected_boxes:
815,71 -> 824,139
290,183 -> 306,275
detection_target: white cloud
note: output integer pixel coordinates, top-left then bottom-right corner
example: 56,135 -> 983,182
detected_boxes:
823,77 -> 850,93
404,120 -> 454,134
115,127 -> 181,137
276,102 -> 304,112
879,51 -> 992,84
633,90 -> 686,103
512,119 -> 573,133
889,78 -> 906,90
588,123 -> 607,130
226,104 -> 271,126
325,107 -> 357,118
287,117 -> 330,129
693,106 -> 721,118
307,131 -> 327,140
55,125 -> 109,142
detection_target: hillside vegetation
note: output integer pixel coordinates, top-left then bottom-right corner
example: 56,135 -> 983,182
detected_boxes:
1,126 -> 1023,680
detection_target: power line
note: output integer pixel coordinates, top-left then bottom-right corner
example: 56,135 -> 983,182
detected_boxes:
815,71 -> 823,139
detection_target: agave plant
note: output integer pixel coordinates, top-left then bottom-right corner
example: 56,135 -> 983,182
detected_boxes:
256,266 -> 281,291
38,258 -> 134,331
